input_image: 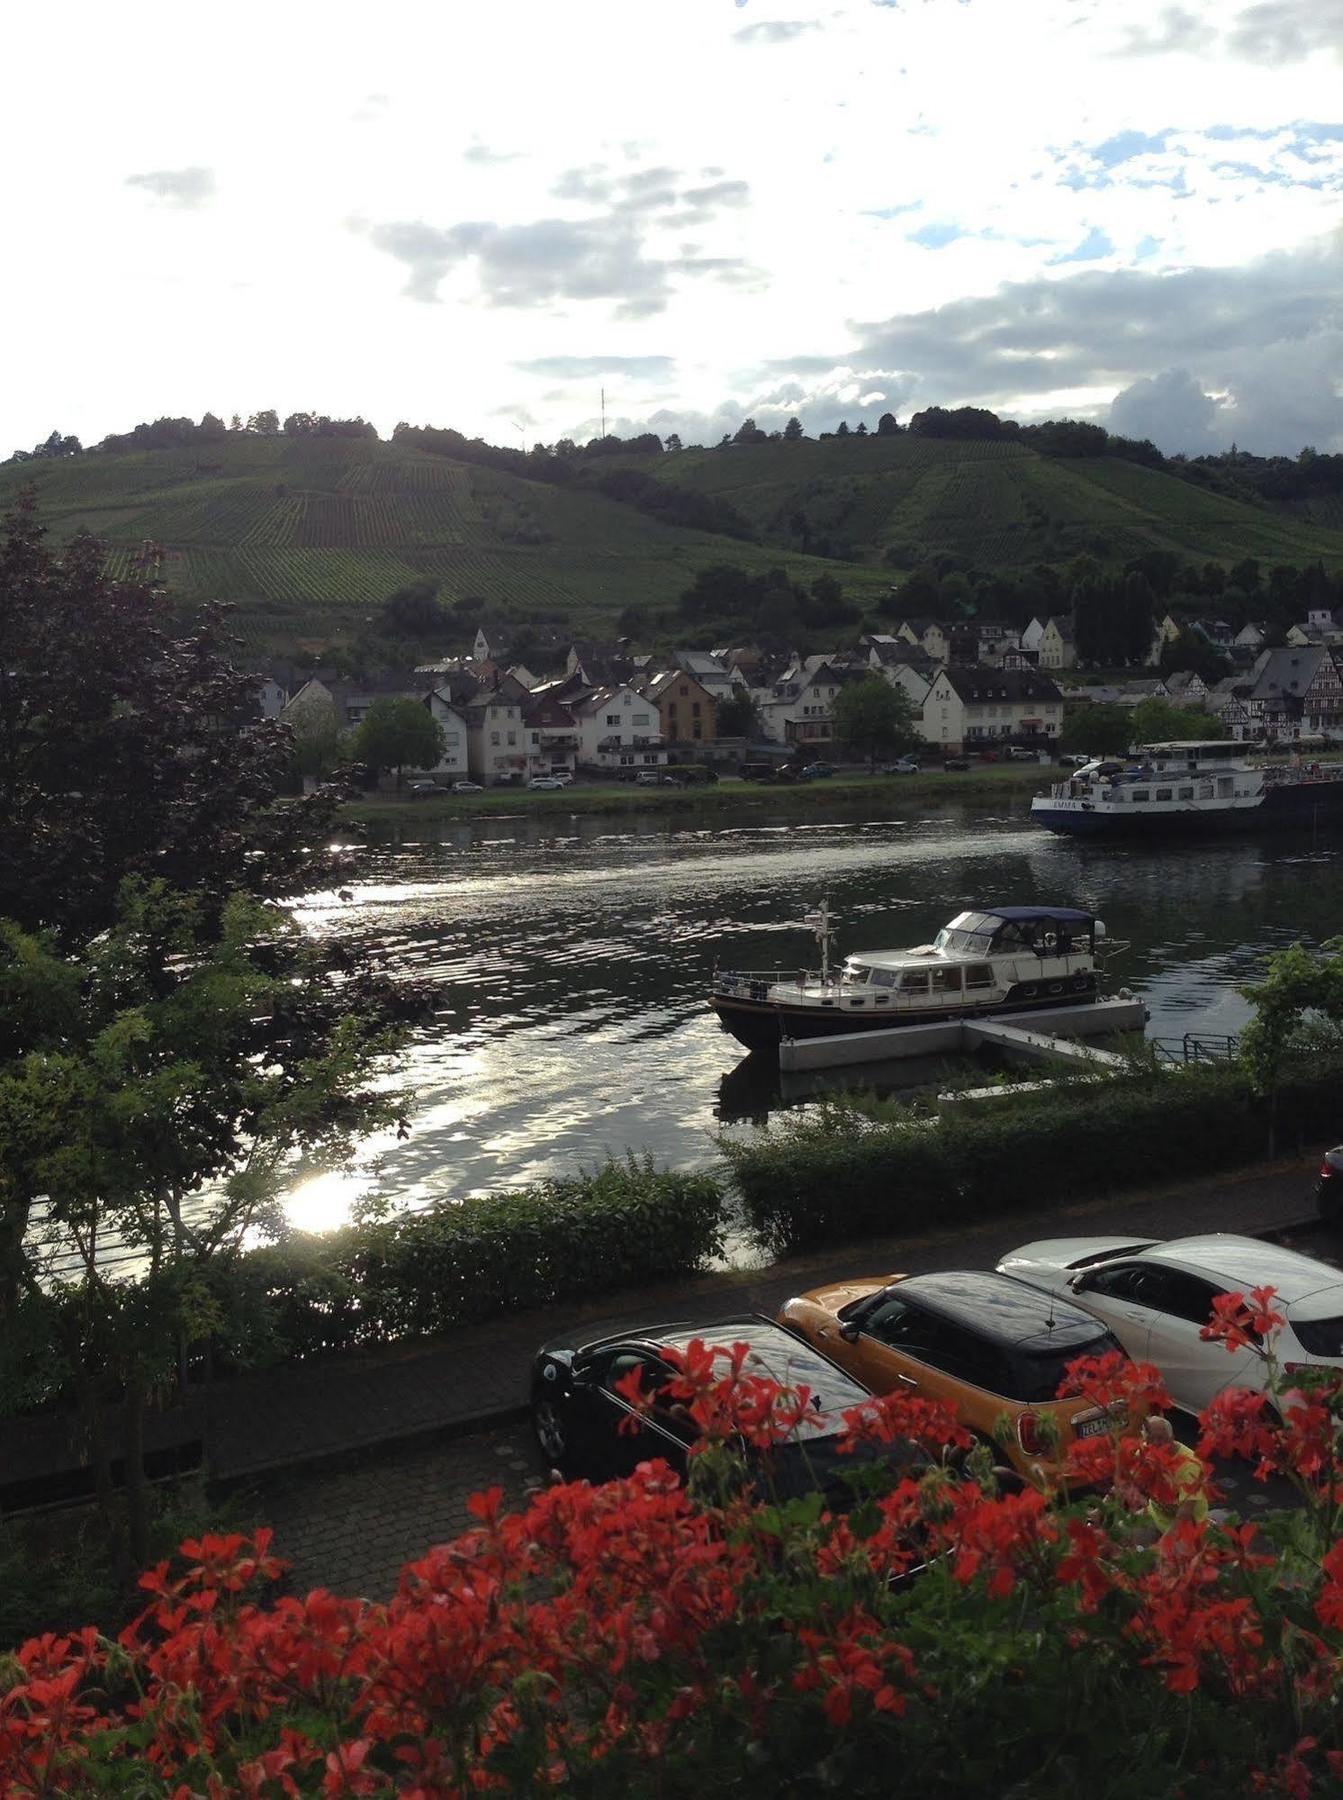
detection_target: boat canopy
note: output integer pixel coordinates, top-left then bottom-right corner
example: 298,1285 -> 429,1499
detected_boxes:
934,908 -> 1097,956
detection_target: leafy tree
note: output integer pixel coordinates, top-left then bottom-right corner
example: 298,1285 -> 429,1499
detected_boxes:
291,713 -> 348,783
198,412 -> 227,440
229,413 -> 243,432
855,421 -> 868,436
663,433 -> 683,453
246,409 -> 280,436
1130,697 -> 1230,743
783,416 -> 804,441
1058,704 -> 1132,757
733,418 -> 767,445
876,412 -> 899,436
378,578 -> 447,639
353,697 -> 445,786
832,676 -> 920,769
0,497 -> 348,949
282,411 -> 316,435
1159,627 -> 1228,684
835,420 -> 850,437
715,691 -> 759,738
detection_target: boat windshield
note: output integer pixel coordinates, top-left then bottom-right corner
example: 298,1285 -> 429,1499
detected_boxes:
934,912 -> 998,954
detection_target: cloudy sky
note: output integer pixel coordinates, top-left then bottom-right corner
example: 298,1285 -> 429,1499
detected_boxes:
7,0 -> 1342,457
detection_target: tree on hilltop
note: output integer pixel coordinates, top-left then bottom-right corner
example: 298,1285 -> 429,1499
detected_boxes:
247,409 -> 280,436
877,412 -> 900,435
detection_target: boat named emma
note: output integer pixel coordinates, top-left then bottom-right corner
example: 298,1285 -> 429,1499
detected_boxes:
1031,740 -> 1343,837
710,904 -> 1118,1052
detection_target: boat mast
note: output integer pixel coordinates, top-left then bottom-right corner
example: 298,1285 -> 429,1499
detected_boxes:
804,898 -> 835,984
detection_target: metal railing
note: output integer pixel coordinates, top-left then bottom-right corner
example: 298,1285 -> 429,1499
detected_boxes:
1150,1033 -> 1240,1065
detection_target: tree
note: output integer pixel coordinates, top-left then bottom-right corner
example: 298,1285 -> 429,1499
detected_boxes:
733,418 -> 767,445
715,691 -> 759,738
876,412 -> 899,436
1058,704 -> 1132,757
832,676 -> 920,769
282,411 -> 316,435
0,498 -> 350,950
1131,697 -> 1230,743
783,416 -> 804,441
353,697 -> 445,786
663,433 -> 683,453
835,420 -> 850,437
855,421 -> 868,436
247,409 -> 280,436
378,578 -> 447,639
198,411 -> 227,439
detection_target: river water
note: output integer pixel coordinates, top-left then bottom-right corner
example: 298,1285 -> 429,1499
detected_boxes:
277,794 -> 1343,1235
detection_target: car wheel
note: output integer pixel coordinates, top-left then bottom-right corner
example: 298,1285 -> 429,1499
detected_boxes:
533,1400 -> 568,1465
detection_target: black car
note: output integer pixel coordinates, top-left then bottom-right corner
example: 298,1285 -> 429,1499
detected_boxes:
1318,1146 -> 1343,1222
530,1314 -> 927,1501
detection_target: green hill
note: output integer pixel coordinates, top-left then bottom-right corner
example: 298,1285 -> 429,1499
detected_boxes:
0,435 -> 897,652
619,435 -> 1343,573
5,430 -> 1341,655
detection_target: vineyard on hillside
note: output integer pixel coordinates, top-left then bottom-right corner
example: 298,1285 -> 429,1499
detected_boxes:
0,436 -> 896,649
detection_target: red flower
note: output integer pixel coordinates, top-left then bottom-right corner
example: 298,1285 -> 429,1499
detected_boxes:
1201,1286 -> 1286,1354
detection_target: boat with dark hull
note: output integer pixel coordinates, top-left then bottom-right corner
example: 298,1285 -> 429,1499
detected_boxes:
1031,740 -> 1343,838
710,904 -> 1122,1053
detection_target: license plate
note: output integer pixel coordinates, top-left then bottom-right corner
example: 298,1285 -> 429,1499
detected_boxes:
1075,1416 -> 1112,1439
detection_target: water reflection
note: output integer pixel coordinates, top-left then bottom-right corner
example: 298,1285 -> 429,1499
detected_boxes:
279,800 -> 1343,1229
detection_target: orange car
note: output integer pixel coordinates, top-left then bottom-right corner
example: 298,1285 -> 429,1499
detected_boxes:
779,1268 -> 1135,1487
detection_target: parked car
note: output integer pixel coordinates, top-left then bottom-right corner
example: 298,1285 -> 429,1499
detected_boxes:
672,765 -> 719,785
451,780 -> 484,794
779,1270 -> 1130,1487
634,769 -> 666,786
883,758 -> 920,775
943,757 -> 970,772
997,1233 -> 1343,1414
406,780 -> 441,797
528,776 -> 566,790
739,762 -> 779,782
530,1315 -> 929,1502
1317,1147 -> 1343,1222
1062,753 -> 1094,767
802,762 -> 835,779
1007,746 -> 1041,762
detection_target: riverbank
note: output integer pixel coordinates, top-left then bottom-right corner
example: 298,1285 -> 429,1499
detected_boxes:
341,762 -> 1050,823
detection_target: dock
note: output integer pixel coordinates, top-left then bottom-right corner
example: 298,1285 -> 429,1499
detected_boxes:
777,996 -> 1148,1072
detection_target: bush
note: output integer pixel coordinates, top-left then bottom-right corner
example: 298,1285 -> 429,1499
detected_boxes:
724,1061 -> 1343,1257
218,1158 -> 726,1363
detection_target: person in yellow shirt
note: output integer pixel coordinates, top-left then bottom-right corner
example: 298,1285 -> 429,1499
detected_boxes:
1141,1414 -> 1209,1534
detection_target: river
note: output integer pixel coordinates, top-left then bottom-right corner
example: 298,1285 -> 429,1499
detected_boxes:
275,794 -> 1343,1234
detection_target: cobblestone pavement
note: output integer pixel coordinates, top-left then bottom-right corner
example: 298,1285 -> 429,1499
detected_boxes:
239,1414 -> 1296,1603
245,1423 -> 549,1602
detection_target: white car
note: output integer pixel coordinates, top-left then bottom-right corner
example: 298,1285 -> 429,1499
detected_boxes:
451,780 -> 484,794
528,775 -> 566,790
996,1233 -> 1343,1414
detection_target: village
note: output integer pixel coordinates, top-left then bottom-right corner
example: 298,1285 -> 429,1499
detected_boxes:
267,601 -> 1343,787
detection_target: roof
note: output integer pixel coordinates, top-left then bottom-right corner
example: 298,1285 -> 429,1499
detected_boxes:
982,906 -> 1095,924
1151,1235 -> 1343,1309
899,1270 -> 1106,1346
1250,646 -> 1329,700
938,666 -> 1064,704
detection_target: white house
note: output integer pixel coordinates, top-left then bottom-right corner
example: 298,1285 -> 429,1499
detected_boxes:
570,684 -> 667,772
522,691 -> 581,777
757,656 -> 849,746
1037,617 -> 1077,671
463,673 -> 531,784
894,619 -> 951,664
1162,670 -> 1210,706
424,691 -> 470,778
1020,618 -> 1047,656
920,668 -> 1064,753
1233,622 -> 1268,653
257,675 -> 288,718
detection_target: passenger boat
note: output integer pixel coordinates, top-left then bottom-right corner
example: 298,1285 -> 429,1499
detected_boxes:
1031,740 -> 1343,838
710,903 -> 1120,1052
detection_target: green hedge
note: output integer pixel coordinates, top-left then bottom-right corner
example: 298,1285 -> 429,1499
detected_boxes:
218,1158 -> 726,1364
723,1062 -> 1343,1258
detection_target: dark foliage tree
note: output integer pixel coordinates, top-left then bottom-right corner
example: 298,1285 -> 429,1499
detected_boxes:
1058,703 -> 1132,757
876,412 -> 899,436
0,495 -> 351,951
733,418 -> 768,445
378,578 -> 447,639
663,433 -> 683,453
352,698 -> 445,787
832,676 -> 920,769
247,410 -> 280,436
783,416 -> 804,441
835,420 -> 850,437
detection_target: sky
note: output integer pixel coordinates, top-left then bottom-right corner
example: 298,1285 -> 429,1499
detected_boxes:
5,0 -> 1342,458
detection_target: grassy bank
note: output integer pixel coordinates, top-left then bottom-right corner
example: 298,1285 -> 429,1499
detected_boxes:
342,763 -> 1050,824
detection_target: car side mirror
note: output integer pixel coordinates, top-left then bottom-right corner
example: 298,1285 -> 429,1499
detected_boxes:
1068,1273 -> 1090,1294
838,1320 -> 862,1344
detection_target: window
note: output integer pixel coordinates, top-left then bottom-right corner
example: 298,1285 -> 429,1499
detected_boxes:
606,713 -> 621,726
490,730 -> 500,747
1292,1315 -> 1343,1357
863,1300 -> 1005,1391
1138,1267 -> 1223,1326
1155,788 -> 1172,802
964,964 -> 994,989
692,722 -> 702,739
930,967 -> 963,995
692,702 -> 701,717
507,731 -> 516,746
1178,786 -> 1194,800
1131,789 -> 1150,803
1084,1266 -> 1152,1303
633,713 -> 651,725
899,971 -> 930,994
